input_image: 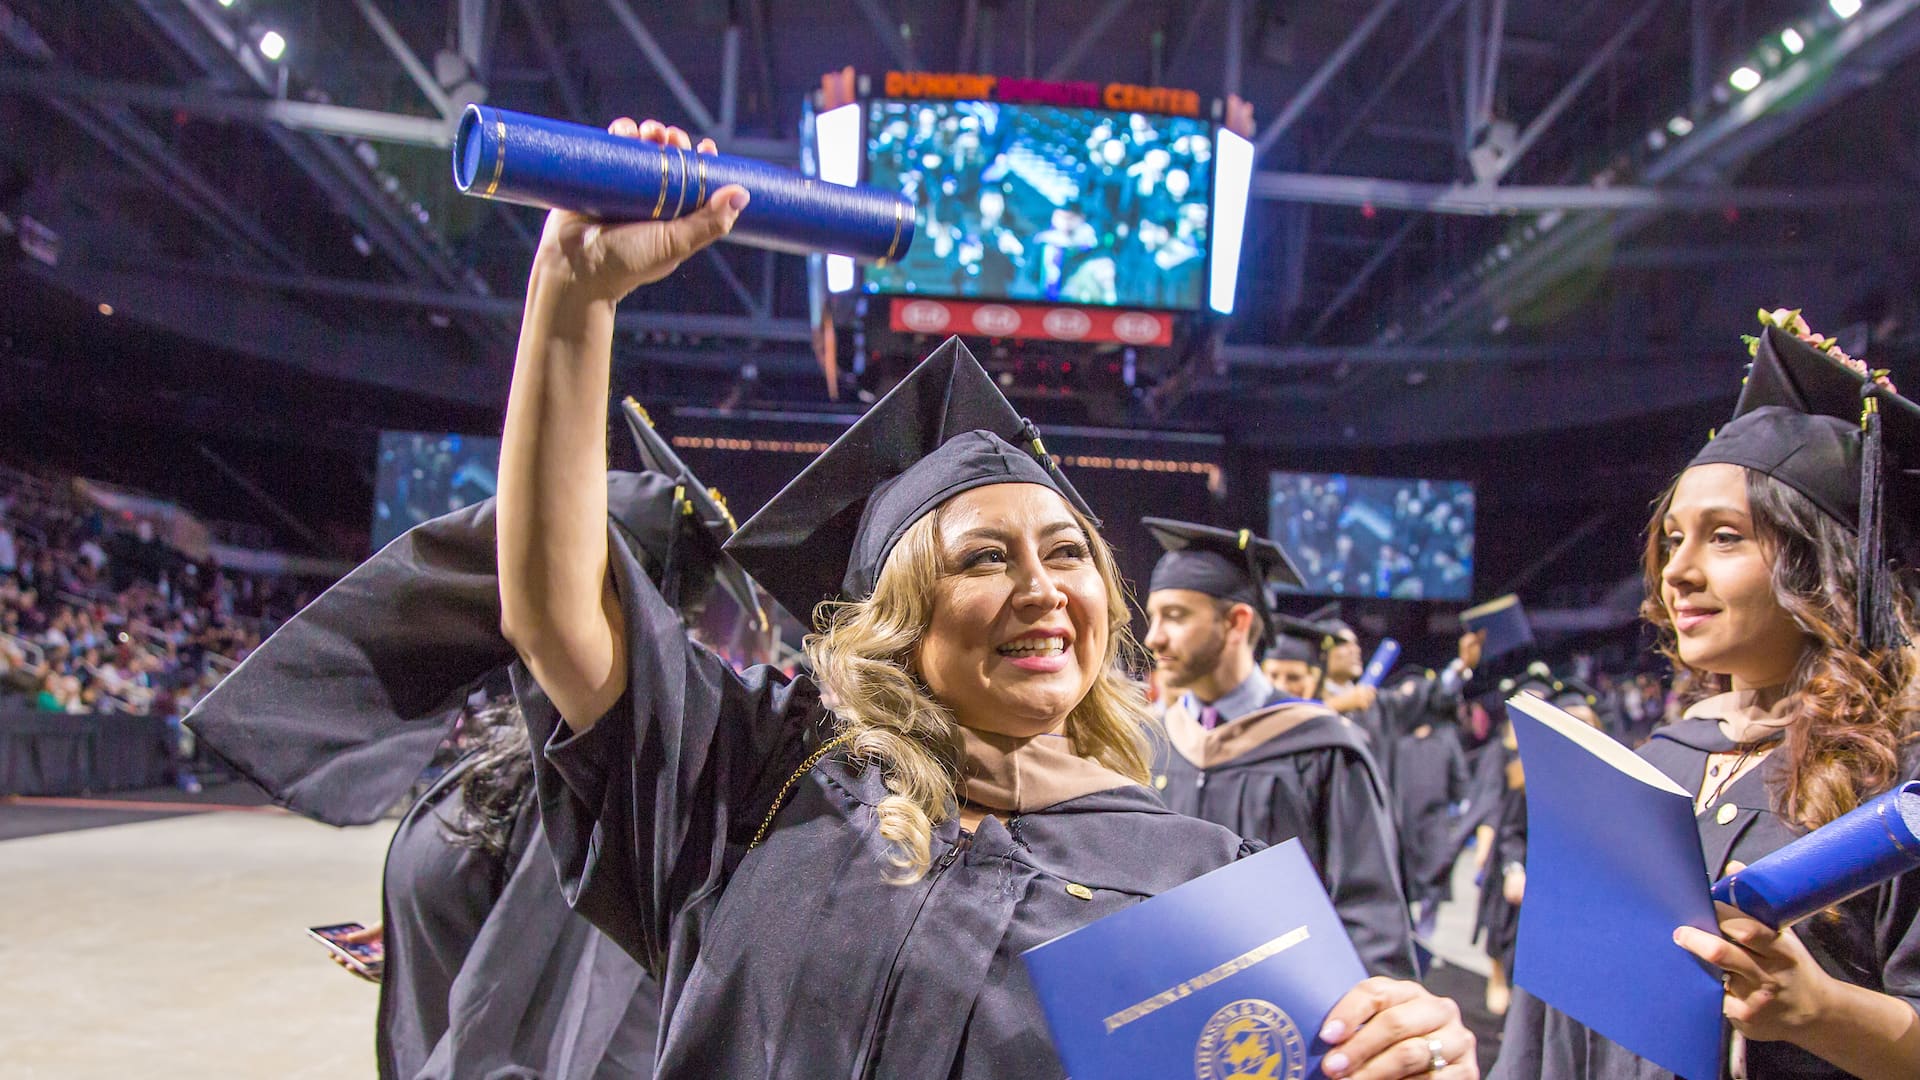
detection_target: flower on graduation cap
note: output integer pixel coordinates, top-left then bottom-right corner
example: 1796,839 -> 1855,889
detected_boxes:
1745,308 -> 1897,394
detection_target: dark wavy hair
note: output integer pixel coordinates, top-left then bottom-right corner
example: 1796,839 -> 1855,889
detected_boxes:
440,697 -> 534,858
1641,469 -> 1920,828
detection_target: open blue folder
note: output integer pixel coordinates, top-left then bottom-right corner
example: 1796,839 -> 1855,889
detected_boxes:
1507,693 -> 1725,1080
1023,839 -> 1366,1080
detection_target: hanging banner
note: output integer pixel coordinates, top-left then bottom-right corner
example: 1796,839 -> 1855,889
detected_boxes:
880,72 -> 1204,118
889,298 -> 1174,347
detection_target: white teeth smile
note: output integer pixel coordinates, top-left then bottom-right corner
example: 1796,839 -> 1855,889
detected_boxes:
998,638 -> 1067,657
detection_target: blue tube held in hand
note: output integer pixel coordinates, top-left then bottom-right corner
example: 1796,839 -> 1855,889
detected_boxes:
452,105 -> 915,262
1358,638 -> 1401,689
1710,780 -> 1920,929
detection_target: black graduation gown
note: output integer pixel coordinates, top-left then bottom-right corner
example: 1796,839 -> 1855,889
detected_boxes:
1392,723 -> 1470,907
1490,717 -> 1920,1080
379,755 -> 658,1079
519,523 -> 1261,1080
1456,736 -> 1515,851
177,474 -> 684,1076
1472,782 -> 1526,972
184,471 -> 689,826
1334,672 -> 1458,793
1152,693 -> 1418,979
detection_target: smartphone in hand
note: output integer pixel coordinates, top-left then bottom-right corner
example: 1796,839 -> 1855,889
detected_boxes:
309,922 -> 384,982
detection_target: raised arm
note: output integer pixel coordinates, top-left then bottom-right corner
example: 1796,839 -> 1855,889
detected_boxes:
496,119 -> 748,730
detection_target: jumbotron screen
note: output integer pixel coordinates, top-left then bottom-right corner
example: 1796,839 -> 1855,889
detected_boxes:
371,431 -> 500,552
1268,471 -> 1476,601
863,99 -> 1214,310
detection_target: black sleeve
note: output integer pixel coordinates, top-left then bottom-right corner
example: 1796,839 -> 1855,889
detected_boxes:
1874,765 -> 1920,1014
516,517 -> 820,970
1446,731 -> 1472,804
1305,747 -> 1418,980
1495,786 -> 1528,868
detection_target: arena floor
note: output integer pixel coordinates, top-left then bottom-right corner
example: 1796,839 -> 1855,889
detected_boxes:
1,791 -> 1501,1077
0,799 -> 393,1079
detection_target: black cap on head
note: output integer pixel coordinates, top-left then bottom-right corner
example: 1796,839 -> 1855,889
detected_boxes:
1264,612 -> 1326,664
1687,318 -> 1919,649
620,397 -> 763,628
1144,518 -> 1304,635
724,337 -> 1094,623
1143,519 -> 1304,601
1687,323 -> 1919,526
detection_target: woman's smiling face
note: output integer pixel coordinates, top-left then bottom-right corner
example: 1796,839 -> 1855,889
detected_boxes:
1660,463 -> 1807,689
913,484 -> 1108,736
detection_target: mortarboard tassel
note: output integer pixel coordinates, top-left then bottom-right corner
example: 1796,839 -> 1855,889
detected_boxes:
1018,418 -> 1100,525
1856,386 -> 1906,653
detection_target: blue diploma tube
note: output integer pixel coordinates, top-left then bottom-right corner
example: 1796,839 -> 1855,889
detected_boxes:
453,105 -> 915,262
1711,780 -> 1920,929
1358,638 -> 1401,689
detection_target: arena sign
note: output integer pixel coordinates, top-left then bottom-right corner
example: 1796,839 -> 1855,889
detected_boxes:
881,71 -> 1203,119
889,298 -> 1173,346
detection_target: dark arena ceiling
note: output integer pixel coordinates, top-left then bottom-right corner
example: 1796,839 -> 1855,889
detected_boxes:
2,0 -> 1918,615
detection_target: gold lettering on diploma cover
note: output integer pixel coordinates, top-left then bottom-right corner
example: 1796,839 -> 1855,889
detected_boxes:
1193,1000 -> 1306,1080
1102,927 -> 1310,1034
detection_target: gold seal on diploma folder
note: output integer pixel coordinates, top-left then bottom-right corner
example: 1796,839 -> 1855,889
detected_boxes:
1193,999 -> 1306,1080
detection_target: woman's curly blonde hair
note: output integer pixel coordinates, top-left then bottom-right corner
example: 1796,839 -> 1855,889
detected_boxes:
804,495 -> 1156,880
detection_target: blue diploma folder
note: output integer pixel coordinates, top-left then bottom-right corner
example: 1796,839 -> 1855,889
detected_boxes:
1507,693 -> 1724,1080
1459,593 -> 1534,659
1023,839 -> 1365,1080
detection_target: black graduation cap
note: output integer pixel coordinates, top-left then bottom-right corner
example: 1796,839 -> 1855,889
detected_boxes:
1143,519 -> 1304,646
1305,602 -> 1358,652
621,397 -> 765,630
1689,319 -> 1920,649
1547,674 -> 1601,713
724,337 -> 1095,625
1264,611 -> 1328,665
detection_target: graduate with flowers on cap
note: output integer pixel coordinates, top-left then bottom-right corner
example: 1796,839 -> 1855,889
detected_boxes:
1492,309 -> 1920,1080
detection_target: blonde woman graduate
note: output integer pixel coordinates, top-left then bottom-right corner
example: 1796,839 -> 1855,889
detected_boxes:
498,117 -> 1479,1080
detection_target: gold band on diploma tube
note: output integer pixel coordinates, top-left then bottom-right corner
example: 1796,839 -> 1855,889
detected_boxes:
483,120 -> 507,196
882,199 -> 906,263
651,149 -> 670,219
1100,926 -> 1311,1034
671,147 -> 689,220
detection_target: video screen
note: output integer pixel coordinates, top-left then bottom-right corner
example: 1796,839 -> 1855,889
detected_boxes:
371,431 -> 500,552
1268,471 -> 1475,601
864,99 -> 1214,309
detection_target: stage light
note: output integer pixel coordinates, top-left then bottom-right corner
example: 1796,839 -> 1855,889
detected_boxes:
1646,128 -> 1667,151
1667,115 -> 1695,137
217,0 -> 236,6
1780,27 -> 1806,54
814,102 -> 862,294
258,29 -> 286,61
97,302 -> 114,316
1209,126 -> 1253,315
1830,0 -> 1862,19
1729,66 -> 1762,92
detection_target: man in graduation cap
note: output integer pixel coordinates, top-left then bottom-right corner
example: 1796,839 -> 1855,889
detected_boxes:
184,396 -> 759,1080
1260,611 -> 1330,701
1317,614 -> 1482,791
1142,518 -> 1417,979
